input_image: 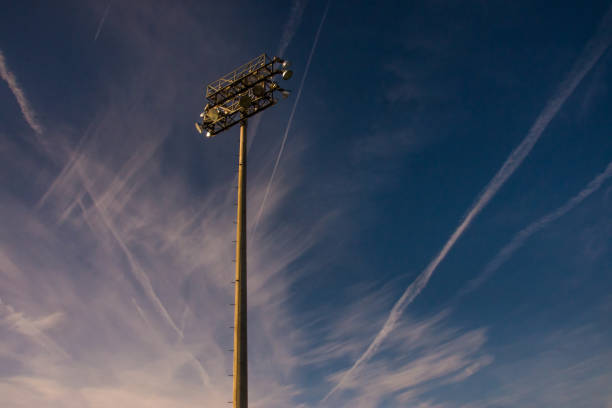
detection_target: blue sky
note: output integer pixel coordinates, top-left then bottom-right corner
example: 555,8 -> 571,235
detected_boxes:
1,1 -> 611,407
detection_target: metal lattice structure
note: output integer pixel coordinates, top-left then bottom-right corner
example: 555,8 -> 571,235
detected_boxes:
196,53 -> 292,137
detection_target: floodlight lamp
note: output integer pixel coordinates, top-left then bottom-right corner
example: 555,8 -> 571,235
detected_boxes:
253,84 -> 265,97
282,70 -> 293,80
282,60 -> 291,69
207,108 -> 220,121
206,131 -> 212,138
195,122 -> 203,134
239,94 -> 252,109
280,89 -> 291,99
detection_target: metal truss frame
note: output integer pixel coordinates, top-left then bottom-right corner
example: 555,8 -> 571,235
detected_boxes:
198,54 -> 289,136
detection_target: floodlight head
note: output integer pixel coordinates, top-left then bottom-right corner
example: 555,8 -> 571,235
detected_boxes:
282,70 -> 293,80
253,84 -> 265,97
197,53 -> 296,137
239,94 -> 252,109
207,108 -> 220,121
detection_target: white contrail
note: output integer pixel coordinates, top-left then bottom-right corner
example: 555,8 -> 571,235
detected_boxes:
37,123 -> 94,208
94,2 -> 111,42
253,1 -> 330,232
246,114 -> 263,153
246,0 -> 308,151
323,6 -> 612,401
0,297 -> 69,358
277,0 -> 309,58
461,161 -> 612,295
76,163 -> 184,340
0,49 -> 43,134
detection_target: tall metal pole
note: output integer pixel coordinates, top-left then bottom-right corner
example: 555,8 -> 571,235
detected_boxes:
233,120 -> 248,408
195,54 -> 293,408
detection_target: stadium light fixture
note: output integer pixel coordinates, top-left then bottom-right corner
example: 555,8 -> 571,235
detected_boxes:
194,53 -> 293,408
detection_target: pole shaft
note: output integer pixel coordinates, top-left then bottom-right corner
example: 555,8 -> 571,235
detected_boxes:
233,120 -> 248,408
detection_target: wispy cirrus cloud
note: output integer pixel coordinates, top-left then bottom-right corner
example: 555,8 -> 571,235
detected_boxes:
310,295 -> 492,408
9,3 -> 323,408
314,288 -> 611,408
277,0 -> 309,58
0,297 -> 68,358
4,2 -> 610,407
2,113 -> 325,407
0,49 -> 43,134
323,4 -> 612,400
0,3 -> 335,407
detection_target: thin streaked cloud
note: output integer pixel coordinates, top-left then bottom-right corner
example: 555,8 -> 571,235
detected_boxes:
0,50 -> 43,134
461,160 -> 612,296
2,1 -> 611,407
94,2 -> 111,42
323,4 -> 612,400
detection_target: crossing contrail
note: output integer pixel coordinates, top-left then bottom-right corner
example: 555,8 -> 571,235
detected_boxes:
0,49 -> 43,134
461,161 -> 612,296
253,1 -> 330,232
76,163 -> 184,340
323,5 -> 612,401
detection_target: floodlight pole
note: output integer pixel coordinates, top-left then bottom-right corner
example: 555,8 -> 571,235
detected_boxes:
233,119 -> 248,408
194,53 -> 293,408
